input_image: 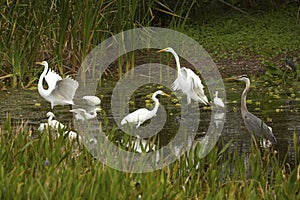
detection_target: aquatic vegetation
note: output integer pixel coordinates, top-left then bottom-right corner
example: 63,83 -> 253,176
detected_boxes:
0,116 -> 299,199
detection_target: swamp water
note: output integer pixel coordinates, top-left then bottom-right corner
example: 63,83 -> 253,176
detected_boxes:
0,80 -> 299,168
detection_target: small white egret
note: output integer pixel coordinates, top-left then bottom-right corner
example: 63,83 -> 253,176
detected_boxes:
213,91 -> 225,108
38,112 -> 65,131
46,112 -> 65,130
158,47 -> 209,105
63,130 -> 82,141
121,90 -> 170,128
70,107 -> 101,121
36,61 -> 79,109
38,122 -> 49,132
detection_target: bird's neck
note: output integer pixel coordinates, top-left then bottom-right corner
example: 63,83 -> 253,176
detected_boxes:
38,64 -> 50,96
170,50 -> 181,73
149,98 -> 159,117
174,55 -> 181,72
48,115 -> 53,123
241,79 -> 250,116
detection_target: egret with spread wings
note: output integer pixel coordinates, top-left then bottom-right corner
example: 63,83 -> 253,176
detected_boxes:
158,47 -> 209,105
36,61 -> 79,109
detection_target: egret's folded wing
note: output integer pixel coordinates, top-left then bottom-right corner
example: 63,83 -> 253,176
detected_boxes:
188,69 -> 209,104
172,67 -> 190,91
83,96 -> 101,106
51,77 -> 79,101
44,69 -> 62,91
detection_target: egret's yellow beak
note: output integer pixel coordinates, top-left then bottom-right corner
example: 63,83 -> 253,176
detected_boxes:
162,92 -> 170,97
157,48 -> 167,53
35,62 -> 43,65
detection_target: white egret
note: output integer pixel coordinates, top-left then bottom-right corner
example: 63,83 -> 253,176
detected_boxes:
70,107 -> 101,121
63,130 -> 82,141
121,90 -> 170,128
36,61 -> 79,109
38,111 -> 65,131
158,47 -> 209,105
213,91 -> 225,108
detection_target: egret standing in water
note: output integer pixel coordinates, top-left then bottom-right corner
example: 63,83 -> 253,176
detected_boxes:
38,111 -> 65,131
121,90 -> 170,128
157,47 -> 209,105
36,61 -> 79,109
227,75 -> 277,147
213,91 -> 225,108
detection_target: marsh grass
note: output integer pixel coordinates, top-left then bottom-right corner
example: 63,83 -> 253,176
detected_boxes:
0,115 -> 299,199
0,0 -> 194,87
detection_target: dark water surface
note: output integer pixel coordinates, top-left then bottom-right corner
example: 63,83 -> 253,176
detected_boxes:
0,81 -> 299,166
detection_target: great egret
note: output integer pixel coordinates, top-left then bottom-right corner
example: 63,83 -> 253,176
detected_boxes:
121,90 -> 170,128
158,47 -> 209,105
213,91 -> 225,108
36,61 -> 79,109
38,111 -> 65,131
70,107 -> 101,121
227,75 -> 277,146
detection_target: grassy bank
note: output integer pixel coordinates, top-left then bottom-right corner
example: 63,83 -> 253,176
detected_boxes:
1,1 -> 299,88
0,116 -> 299,199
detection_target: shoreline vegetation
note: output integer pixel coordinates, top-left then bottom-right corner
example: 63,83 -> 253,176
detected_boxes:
0,1 -> 300,199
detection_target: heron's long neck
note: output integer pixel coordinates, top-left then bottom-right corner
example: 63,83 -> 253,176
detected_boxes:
38,64 -> 50,96
241,79 -> 250,116
149,96 -> 160,117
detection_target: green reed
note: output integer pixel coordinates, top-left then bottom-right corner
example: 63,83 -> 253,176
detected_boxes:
0,0 -> 194,87
0,115 -> 299,199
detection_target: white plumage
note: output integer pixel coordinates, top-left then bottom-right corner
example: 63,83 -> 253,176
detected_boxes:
70,107 -> 101,121
121,90 -> 169,128
158,47 -> 209,105
213,91 -> 225,108
38,111 -> 65,131
36,61 -> 79,109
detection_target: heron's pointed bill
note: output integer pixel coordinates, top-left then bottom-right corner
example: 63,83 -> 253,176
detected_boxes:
157,48 -> 168,53
225,77 -> 238,81
35,61 -> 44,65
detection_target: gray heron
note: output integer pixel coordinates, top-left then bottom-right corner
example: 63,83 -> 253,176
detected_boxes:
227,75 -> 277,146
